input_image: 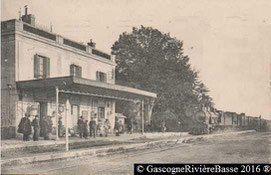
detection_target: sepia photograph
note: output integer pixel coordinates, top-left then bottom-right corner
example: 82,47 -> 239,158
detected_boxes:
1,0 -> 271,174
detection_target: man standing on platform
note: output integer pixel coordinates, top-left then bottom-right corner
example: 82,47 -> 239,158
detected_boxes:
89,117 -> 97,138
18,113 -> 32,141
77,116 -> 84,138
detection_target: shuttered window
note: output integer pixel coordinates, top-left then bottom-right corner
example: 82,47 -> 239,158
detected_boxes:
34,54 -> 50,79
96,71 -> 107,82
70,64 -> 82,77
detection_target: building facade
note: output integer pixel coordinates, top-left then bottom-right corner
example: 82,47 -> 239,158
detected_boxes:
1,10 -> 156,139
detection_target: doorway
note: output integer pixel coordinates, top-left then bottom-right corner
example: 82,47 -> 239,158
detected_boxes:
98,107 -> 105,120
71,104 -> 79,129
39,102 -> 48,137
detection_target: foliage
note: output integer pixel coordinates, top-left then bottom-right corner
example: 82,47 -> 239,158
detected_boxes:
115,101 -> 138,120
112,26 -> 213,124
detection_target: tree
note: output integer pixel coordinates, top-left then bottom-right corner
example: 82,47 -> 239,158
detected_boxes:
111,26 -> 212,126
195,81 -> 214,109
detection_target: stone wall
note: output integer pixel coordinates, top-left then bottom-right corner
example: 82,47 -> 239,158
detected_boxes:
1,31 -> 17,139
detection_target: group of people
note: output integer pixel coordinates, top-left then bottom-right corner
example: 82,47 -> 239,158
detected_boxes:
77,115 -> 111,139
18,113 -> 136,141
18,114 -> 53,141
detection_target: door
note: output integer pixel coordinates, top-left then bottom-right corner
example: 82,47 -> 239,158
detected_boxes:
98,107 -> 105,120
39,102 -> 48,137
71,104 -> 79,130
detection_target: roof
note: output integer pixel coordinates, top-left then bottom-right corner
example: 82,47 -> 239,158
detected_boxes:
1,19 -> 113,63
16,76 -> 157,101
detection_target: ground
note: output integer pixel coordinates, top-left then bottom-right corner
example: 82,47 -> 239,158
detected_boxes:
2,132 -> 270,174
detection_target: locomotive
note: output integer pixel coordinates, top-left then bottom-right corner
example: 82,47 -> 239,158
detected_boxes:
189,107 -> 266,135
189,108 -> 220,135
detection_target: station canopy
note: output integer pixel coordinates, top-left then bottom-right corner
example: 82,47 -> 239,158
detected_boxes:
16,76 -> 157,102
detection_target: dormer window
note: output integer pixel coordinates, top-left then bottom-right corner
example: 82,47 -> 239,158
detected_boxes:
70,64 -> 82,77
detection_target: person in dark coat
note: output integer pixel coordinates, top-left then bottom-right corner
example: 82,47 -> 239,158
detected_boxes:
83,120 -> 89,139
47,116 -> 53,139
104,119 -> 111,137
127,118 -> 133,134
42,116 -> 51,140
18,113 -> 32,141
48,116 -> 53,133
89,117 -> 96,138
77,116 -> 84,138
97,120 -> 104,137
58,117 -> 64,137
31,115 -> 40,141
114,120 -> 122,136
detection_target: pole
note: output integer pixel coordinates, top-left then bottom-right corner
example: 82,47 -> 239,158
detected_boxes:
259,115 -> 261,131
65,99 -> 69,151
141,99 -> 144,134
55,86 -> 59,140
8,86 -> 10,127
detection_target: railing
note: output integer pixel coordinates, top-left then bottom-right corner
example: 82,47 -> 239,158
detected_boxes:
92,49 -> 111,60
23,24 -> 56,41
63,38 -> 86,52
21,22 -> 112,61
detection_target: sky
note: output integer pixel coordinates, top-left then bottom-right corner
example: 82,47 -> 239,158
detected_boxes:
2,0 -> 271,119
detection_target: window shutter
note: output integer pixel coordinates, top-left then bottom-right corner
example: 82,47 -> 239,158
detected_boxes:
112,69 -> 115,80
78,66 -> 82,77
70,65 -> 75,76
34,54 -> 40,78
96,71 -> 99,80
45,57 -> 50,78
104,73 -> 107,82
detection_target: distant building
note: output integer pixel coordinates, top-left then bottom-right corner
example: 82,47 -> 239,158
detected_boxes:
1,7 -> 156,139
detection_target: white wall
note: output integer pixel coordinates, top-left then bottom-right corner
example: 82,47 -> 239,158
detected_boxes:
16,35 -> 115,83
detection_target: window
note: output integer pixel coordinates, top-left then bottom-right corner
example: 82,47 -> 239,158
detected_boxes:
107,69 -> 115,80
71,105 -> 79,126
34,54 -> 50,79
71,105 -> 79,115
96,71 -> 107,82
112,69 -> 115,80
98,107 -> 105,120
70,64 -> 82,77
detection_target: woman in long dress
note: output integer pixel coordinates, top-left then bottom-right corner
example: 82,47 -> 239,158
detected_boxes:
31,115 -> 40,141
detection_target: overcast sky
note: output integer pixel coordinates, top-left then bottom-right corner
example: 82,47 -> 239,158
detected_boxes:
2,0 -> 271,119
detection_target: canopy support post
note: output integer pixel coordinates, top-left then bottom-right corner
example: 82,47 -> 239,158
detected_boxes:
141,99 -> 144,134
55,86 -> 59,140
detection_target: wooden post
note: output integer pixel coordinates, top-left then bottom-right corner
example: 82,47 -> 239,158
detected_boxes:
259,115 -> 261,131
223,112 -> 225,126
141,99 -> 144,134
55,86 -> 59,140
65,99 -> 69,151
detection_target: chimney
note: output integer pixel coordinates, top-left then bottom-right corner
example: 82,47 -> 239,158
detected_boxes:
25,5 -> 28,15
21,5 -> 35,26
87,39 -> 96,48
50,22 -> 53,32
19,8 -> 22,20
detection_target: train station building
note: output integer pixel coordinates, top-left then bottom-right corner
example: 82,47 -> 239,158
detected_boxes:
1,8 -> 157,139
